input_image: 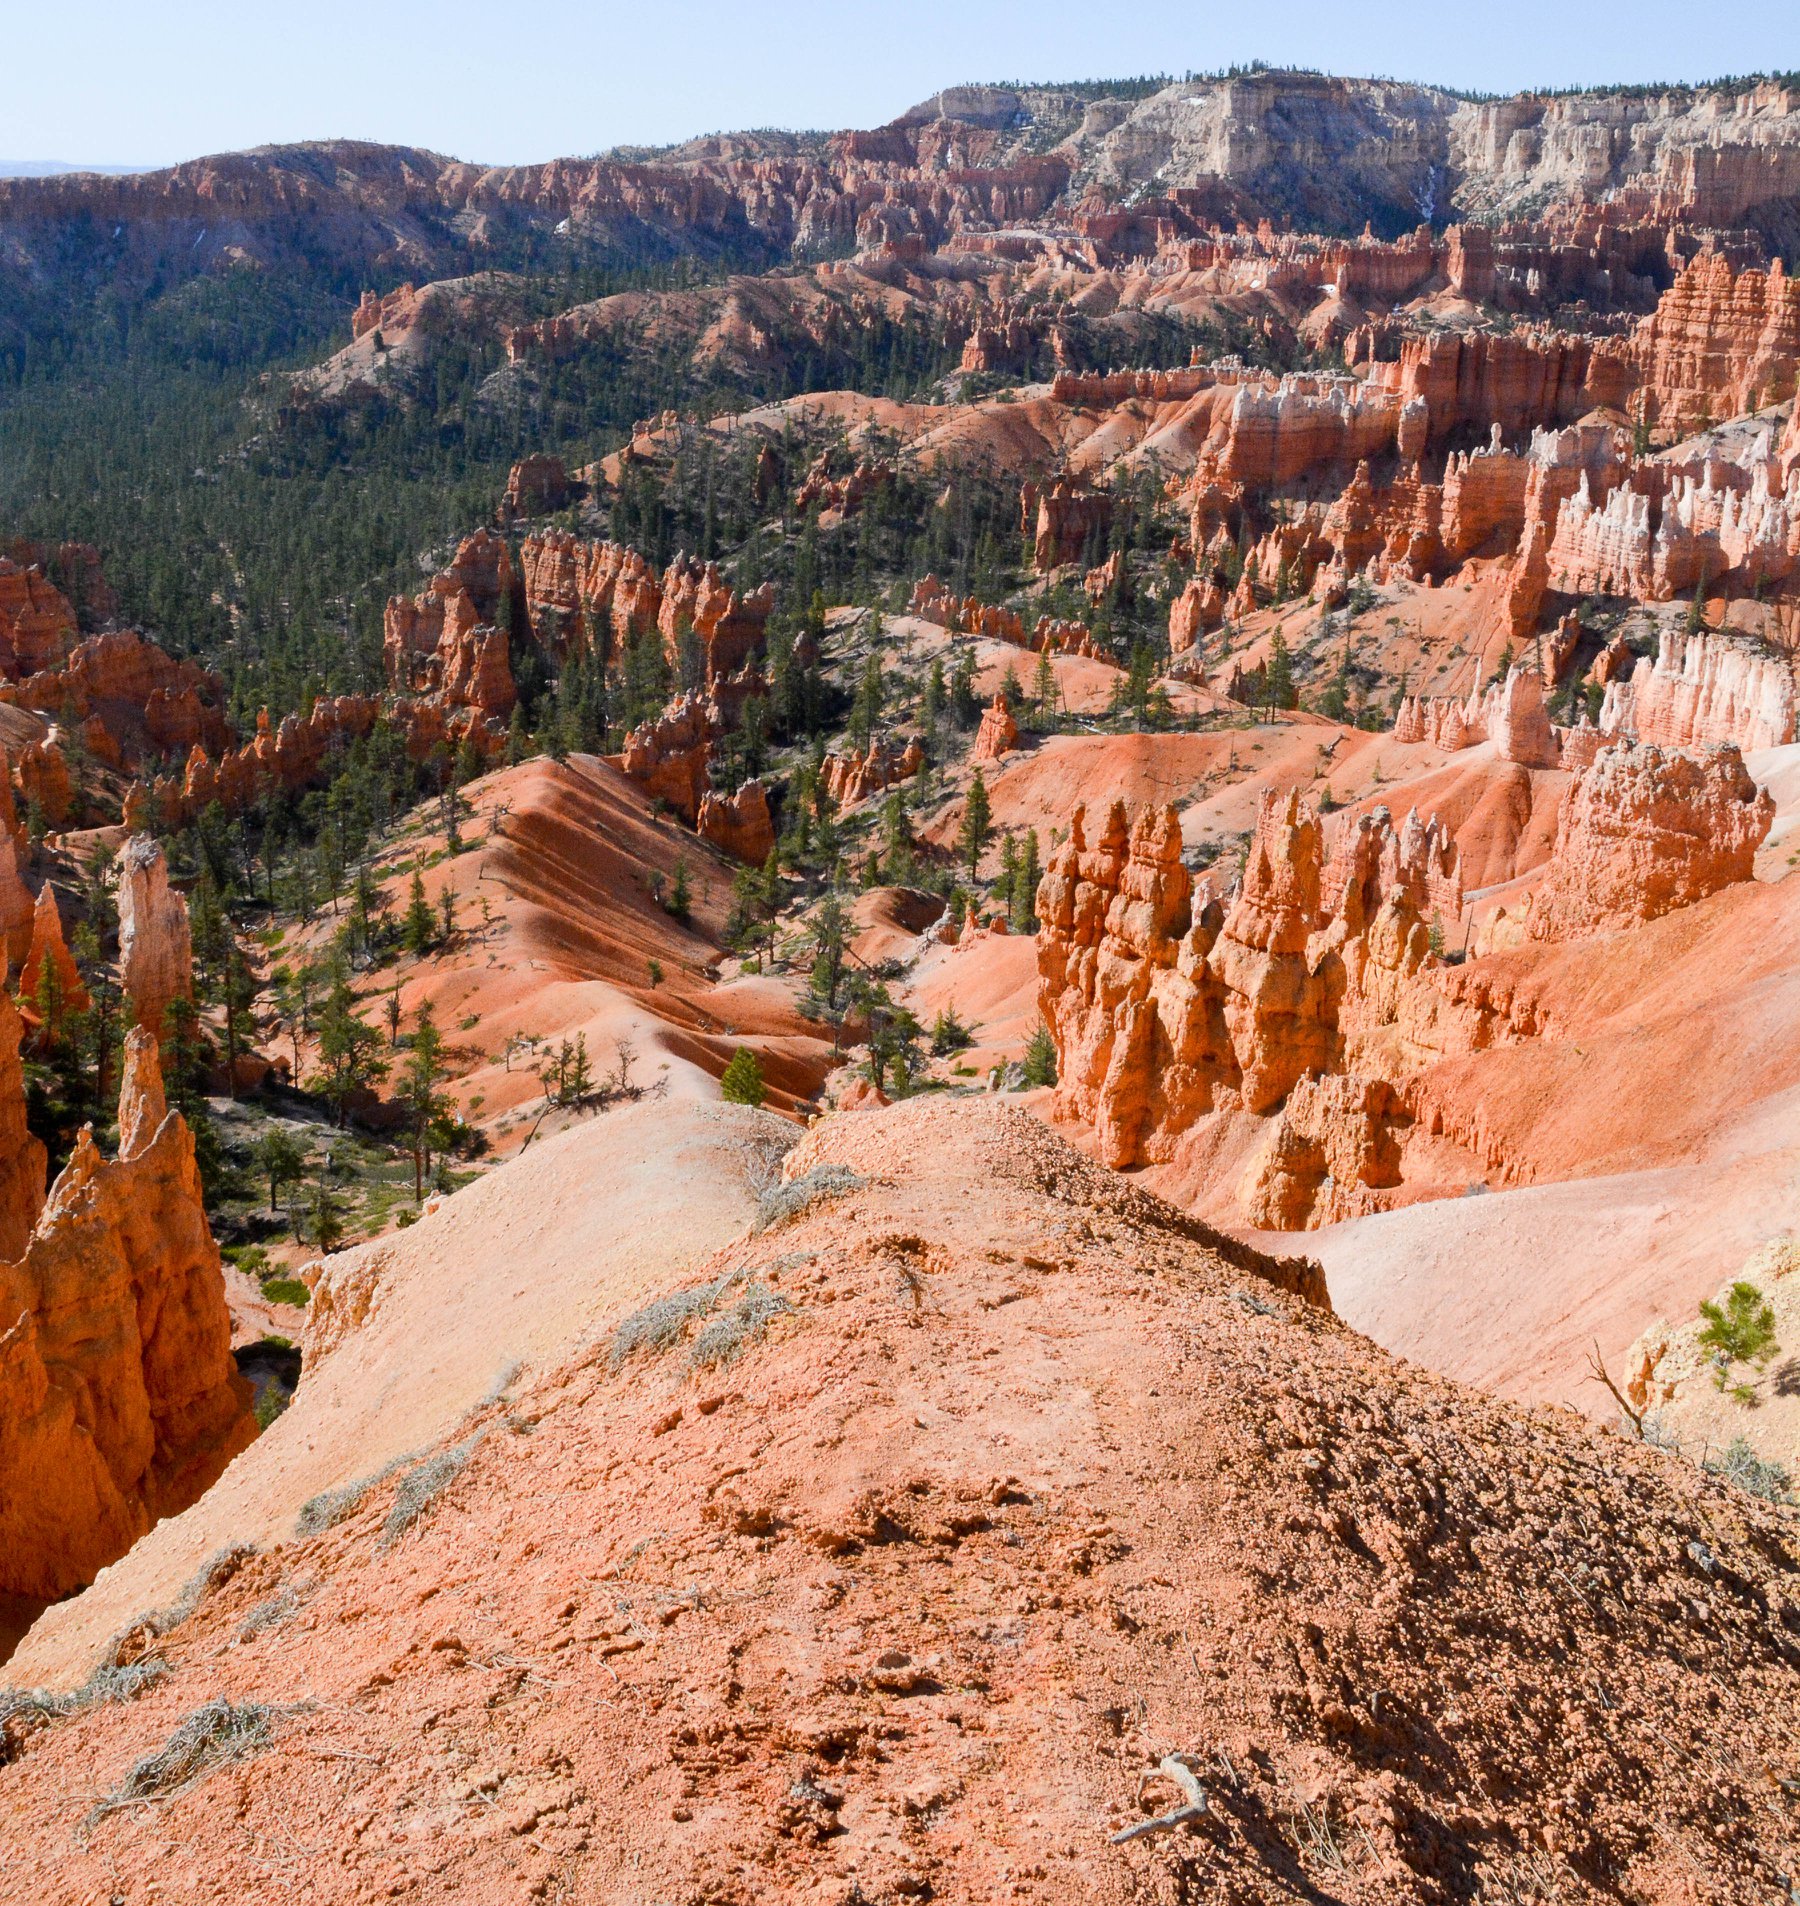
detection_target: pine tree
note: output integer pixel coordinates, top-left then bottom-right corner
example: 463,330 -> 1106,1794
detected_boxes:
219,932 -> 257,1099
1697,1281 -> 1779,1398
401,1001 -> 451,1203
403,869 -> 435,956
668,856 -> 692,926
254,1128 -> 309,1214
1266,628 -> 1297,711
949,645 -> 979,727
313,956 -> 389,1128
809,888 -> 849,1010
958,769 -> 992,878
921,657 -> 946,735
1032,648 -> 1058,730
880,792 -> 914,884
1012,829 -> 1042,932
850,650 -> 885,753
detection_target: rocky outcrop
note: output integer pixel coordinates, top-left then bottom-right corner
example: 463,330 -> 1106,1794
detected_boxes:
618,695 -> 716,821
819,738 -> 923,808
1601,627 -> 1798,753
0,629 -> 233,769
793,454 -> 894,518
499,453 -> 574,523
143,695 -> 384,829
384,530 -> 518,720
1036,791 -> 1459,1171
13,734 -> 74,827
520,532 -> 663,660
1485,665 -> 1560,768
0,1028 -> 254,1602
1528,742 -> 1773,941
907,577 -> 1108,662
519,534 -> 771,686
0,556 -> 78,679
1167,574 -> 1225,653
0,994 -> 46,1260
1244,1072 -> 1406,1229
118,836 -> 193,1037
1391,666 -> 1563,765
970,692 -> 1019,763
696,780 -> 776,866
1632,254 -> 1800,437
0,828 -> 35,973
18,885 -> 87,1023
658,556 -> 774,688
1025,476 -> 1111,571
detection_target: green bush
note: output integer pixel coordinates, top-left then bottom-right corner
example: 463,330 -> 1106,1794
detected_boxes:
1021,1023 -> 1057,1088
1697,1280 -> 1778,1399
720,1047 -> 766,1107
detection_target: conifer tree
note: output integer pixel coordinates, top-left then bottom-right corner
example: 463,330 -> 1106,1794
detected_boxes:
959,770 -> 992,878
403,869 -> 435,956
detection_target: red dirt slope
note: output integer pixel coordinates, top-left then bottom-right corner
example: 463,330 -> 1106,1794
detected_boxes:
2,1100 -> 1795,1905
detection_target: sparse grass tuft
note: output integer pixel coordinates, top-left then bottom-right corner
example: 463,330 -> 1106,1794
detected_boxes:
753,1164 -> 865,1233
381,1436 -> 481,1546
1705,1435 -> 1794,1504
90,1698 -> 285,1818
690,1280 -> 792,1369
236,1585 -> 306,1641
611,1272 -> 741,1367
295,1460 -> 406,1538
479,1359 -> 524,1409
1,1655 -> 171,1763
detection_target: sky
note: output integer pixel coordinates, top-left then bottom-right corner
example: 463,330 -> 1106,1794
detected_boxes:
5,0 -> 1798,169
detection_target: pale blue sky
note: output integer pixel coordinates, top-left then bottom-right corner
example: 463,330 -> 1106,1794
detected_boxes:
7,0 -> 1798,168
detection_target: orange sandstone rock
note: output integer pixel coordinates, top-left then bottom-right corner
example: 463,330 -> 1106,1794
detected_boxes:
970,692 -> 1019,763
499,453 -> 573,523
0,1028 -> 254,1603
696,779 -> 776,866
1528,741 -> 1773,941
1632,253 -> 1800,437
1037,791 -> 1462,1175
0,993 -> 47,1259
0,556 -> 78,679
118,836 -> 193,1037
0,829 -> 34,973
1601,627 -> 1798,753
619,695 -> 716,821
18,885 -> 87,1023
384,530 -> 518,720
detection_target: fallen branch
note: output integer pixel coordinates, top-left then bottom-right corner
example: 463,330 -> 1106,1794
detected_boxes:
1585,1340 -> 1645,1439
1112,1754 -> 1211,1843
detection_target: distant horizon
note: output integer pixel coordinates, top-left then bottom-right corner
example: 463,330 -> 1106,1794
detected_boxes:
0,160 -> 162,177
4,55 -> 1800,179
6,0 -> 1798,174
